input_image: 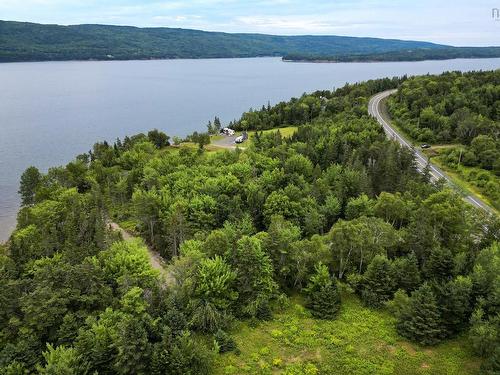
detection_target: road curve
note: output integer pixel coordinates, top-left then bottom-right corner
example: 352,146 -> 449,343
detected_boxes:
368,89 -> 494,214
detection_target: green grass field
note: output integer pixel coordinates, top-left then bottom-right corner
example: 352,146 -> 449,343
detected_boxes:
252,126 -> 298,138
214,294 -> 481,375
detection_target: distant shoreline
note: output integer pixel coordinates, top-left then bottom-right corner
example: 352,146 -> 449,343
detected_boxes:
282,56 -> 500,64
3,55 -> 500,65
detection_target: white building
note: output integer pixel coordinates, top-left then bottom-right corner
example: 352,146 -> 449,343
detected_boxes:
220,127 -> 235,136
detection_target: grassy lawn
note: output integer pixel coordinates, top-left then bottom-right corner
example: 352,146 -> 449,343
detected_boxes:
255,126 -> 298,138
214,294 -> 481,375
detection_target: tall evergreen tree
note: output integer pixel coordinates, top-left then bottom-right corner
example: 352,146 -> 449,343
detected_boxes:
213,116 -> 222,133
392,252 -> 421,292
425,246 -> 454,281
304,263 -> 341,319
437,276 -> 473,337
361,255 -> 395,307
397,283 -> 442,345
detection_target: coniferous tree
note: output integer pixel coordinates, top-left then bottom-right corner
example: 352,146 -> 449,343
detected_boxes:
361,255 -> 395,307
425,246 -> 454,281
213,116 -> 222,133
437,276 -> 473,337
392,252 -> 421,292
397,283 -> 442,345
206,120 -> 214,134
304,263 -> 341,319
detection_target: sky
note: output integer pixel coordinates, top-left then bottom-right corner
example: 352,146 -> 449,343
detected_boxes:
1,0 -> 499,46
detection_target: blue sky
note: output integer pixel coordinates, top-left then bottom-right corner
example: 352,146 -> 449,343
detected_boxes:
1,0 -> 499,45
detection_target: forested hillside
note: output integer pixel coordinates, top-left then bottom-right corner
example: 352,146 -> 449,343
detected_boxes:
387,70 -> 500,210
1,76 -> 499,374
2,20 -> 500,63
283,47 -> 500,62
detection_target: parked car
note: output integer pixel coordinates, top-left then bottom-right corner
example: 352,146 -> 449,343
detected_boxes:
235,135 -> 244,144
420,144 -> 431,149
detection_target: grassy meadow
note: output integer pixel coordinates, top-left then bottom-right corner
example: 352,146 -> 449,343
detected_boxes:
214,294 -> 481,375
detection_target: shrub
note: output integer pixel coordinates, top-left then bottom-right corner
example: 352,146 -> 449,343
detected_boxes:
214,330 -> 237,353
304,263 -> 341,319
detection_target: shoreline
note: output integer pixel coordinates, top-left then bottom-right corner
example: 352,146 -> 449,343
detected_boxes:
3,55 -> 500,65
282,56 -> 500,64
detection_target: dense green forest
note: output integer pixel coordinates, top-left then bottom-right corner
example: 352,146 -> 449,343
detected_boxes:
283,47 -> 500,62
387,70 -> 500,209
2,20 -> 500,63
1,76 -> 499,374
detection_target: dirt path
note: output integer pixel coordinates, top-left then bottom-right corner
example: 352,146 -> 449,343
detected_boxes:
108,222 -> 173,283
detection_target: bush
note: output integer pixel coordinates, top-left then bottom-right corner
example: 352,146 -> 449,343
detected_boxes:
304,263 -> 341,319
214,330 -> 237,353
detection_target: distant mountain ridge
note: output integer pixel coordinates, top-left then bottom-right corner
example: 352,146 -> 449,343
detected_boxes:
1,20 -> 499,63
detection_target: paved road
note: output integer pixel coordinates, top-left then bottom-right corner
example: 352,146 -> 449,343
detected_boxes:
368,89 -> 494,214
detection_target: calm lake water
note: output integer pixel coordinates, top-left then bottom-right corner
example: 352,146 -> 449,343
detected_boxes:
1,57 -> 500,241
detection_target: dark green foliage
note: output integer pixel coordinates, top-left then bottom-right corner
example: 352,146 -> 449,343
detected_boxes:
147,129 -> 170,149
468,242 -> 500,369
18,166 -> 42,206
392,253 -> 421,292
361,255 -> 395,307
113,317 -> 152,375
425,247 -> 454,281
214,329 -> 237,353
207,117 -> 223,135
397,283 -> 443,345
150,330 -> 212,375
436,277 -> 473,337
304,263 -> 341,319
283,47 -> 500,62
481,347 -> 500,375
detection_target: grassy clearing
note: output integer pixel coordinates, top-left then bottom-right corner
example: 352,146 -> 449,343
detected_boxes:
241,126 -> 299,146
255,126 -> 298,138
214,294 -> 481,375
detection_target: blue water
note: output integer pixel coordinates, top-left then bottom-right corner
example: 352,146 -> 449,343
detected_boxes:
1,57 -> 500,241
